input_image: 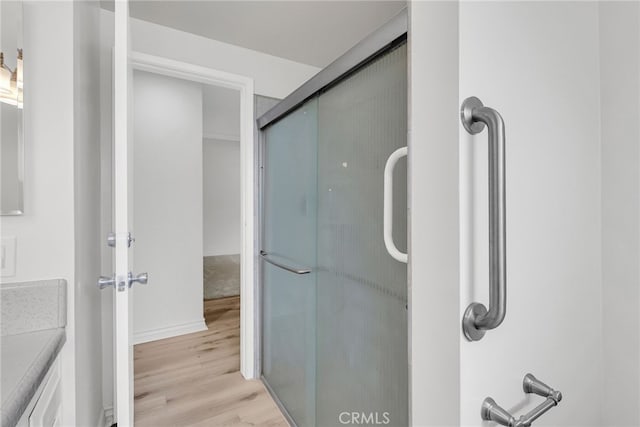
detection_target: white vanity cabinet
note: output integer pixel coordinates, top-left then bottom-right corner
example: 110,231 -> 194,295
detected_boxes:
15,358 -> 62,427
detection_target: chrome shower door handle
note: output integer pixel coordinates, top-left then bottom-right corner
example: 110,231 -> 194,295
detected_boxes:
260,251 -> 312,275
461,96 -> 507,341
383,146 -> 408,263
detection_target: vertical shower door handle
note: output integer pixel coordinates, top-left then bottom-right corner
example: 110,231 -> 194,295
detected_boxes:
383,146 -> 408,263
460,97 -> 507,341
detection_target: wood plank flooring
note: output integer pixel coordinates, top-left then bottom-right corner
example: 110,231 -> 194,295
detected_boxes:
134,296 -> 288,427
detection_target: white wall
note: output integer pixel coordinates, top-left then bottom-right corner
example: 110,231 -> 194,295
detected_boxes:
1,4 -> 75,285
202,85 -> 241,257
203,85 -> 240,141
3,4 -> 78,425
459,3 -> 603,425
0,2 -> 104,425
132,70 -> 205,342
600,2 -> 640,424
203,138 -> 241,257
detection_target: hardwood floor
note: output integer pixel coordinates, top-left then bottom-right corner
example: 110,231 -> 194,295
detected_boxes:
134,296 -> 288,427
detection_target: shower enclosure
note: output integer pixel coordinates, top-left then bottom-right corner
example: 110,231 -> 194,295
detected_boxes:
258,11 -> 408,427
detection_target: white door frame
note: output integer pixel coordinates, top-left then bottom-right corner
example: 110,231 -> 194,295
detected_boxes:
129,51 -> 258,379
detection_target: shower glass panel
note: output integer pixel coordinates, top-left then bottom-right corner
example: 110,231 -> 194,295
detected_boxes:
315,43 -> 408,426
261,42 -> 407,427
262,98 -> 318,427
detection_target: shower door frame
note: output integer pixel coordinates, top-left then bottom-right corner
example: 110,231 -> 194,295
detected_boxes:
256,10 -> 408,130
256,8 -> 409,425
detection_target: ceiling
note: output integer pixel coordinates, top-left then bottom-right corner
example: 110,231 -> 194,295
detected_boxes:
101,1 -> 406,68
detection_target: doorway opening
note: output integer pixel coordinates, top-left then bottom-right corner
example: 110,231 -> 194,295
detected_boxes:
127,53 -> 258,378
202,85 -> 242,303
126,54 -> 276,425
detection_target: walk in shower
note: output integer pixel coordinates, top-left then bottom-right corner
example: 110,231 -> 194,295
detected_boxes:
258,10 -> 408,427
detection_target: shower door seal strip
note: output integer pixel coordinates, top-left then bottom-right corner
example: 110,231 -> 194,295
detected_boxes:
256,7 -> 407,130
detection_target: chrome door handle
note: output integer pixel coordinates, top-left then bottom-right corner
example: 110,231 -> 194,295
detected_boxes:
460,96 -> 507,341
98,272 -> 148,290
128,272 -> 148,286
98,275 -> 116,290
260,251 -> 312,275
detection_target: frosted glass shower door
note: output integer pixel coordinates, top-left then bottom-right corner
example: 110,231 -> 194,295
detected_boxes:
262,98 -> 318,426
315,44 -> 408,426
261,42 -> 408,427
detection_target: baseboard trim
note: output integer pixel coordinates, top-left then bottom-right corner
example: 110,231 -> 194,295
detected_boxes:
133,319 -> 207,345
102,406 -> 113,427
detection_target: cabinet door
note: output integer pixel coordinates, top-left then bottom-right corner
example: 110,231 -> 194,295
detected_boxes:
29,360 -> 61,427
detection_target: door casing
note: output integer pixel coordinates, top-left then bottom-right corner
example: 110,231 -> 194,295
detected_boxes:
129,52 -> 258,379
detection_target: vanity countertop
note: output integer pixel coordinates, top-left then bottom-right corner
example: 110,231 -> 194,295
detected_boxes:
1,279 -> 67,427
0,328 -> 66,427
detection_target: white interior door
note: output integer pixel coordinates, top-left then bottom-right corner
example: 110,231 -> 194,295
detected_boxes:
113,1 -> 134,425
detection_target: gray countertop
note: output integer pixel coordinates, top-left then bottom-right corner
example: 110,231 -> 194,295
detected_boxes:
0,328 -> 66,427
1,279 -> 67,427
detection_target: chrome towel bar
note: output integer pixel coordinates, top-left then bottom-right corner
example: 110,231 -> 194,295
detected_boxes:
482,374 -> 562,427
259,250 -> 312,275
460,96 -> 507,341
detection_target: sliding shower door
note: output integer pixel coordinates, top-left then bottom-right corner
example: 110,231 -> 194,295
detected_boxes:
262,98 -> 318,427
261,40 -> 407,427
315,43 -> 408,426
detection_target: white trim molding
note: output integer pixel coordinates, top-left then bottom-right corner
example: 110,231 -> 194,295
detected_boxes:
129,51 -> 258,379
203,132 -> 241,142
408,2 -> 460,425
133,319 -> 207,344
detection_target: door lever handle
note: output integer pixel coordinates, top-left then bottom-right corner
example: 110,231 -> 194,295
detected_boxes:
98,275 -> 116,290
98,272 -> 148,290
128,272 -> 148,287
